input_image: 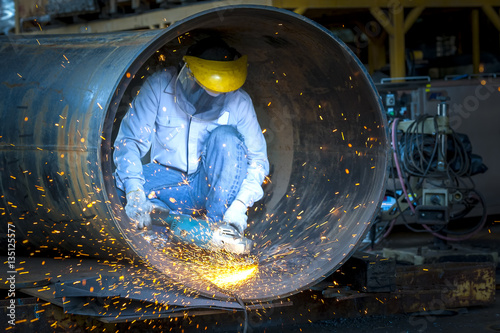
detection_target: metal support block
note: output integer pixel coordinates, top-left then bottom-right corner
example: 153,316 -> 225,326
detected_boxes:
337,253 -> 397,293
395,262 -> 496,312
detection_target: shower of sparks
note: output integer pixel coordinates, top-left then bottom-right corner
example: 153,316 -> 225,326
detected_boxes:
144,232 -> 258,291
204,263 -> 258,289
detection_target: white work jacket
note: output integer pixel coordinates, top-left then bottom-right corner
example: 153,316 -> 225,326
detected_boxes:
113,68 -> 269,208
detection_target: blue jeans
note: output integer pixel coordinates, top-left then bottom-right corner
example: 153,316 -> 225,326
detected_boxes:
142,125 -> 247,222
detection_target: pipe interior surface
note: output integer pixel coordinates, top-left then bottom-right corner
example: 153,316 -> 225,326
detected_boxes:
0,6 -> 388,302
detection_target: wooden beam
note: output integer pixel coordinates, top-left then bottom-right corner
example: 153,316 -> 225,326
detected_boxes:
370,4 -> 425,78
472,9 -> 480,74
404,6 -> 425,33
391,4 -> 405,78
481,5 -> 500,54
370,5 -> 406,78
359,20 -> 387,74
369,7 -> 394,35
294,7 -> 308,15
482,5 -> 500,32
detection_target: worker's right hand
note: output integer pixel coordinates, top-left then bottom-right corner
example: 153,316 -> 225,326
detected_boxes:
125,189 -> 154,229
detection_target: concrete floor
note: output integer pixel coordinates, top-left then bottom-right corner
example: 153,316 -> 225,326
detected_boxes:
107,287 -> 500,333
282,219 -> 500,333
277,295 -> 500,333
226,219 -> 500,333
130,219 -> 500,333
2,218 -> 499,333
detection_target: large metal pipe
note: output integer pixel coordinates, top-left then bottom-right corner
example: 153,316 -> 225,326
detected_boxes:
0,6 -> 388,302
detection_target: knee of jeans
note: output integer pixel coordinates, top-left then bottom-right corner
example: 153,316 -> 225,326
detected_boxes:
208,125 -> 243,146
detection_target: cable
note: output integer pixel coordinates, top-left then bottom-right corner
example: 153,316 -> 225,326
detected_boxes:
392,119 -> 432,234
235,295 -> 248,333
402,216 -> 446,233
392,118 -> 416,215
383,218 -> 397,238
388,116 -> 486,241
399,116 -> 472,180
441,189 -> 488,238
400,115 -> 439,178
212,285 -> 248,333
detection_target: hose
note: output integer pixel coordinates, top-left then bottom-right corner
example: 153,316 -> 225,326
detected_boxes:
392,118 -> 416,215
389,117 -> 487,241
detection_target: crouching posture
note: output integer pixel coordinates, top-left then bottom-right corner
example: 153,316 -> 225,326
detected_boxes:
113,37 -> 269,253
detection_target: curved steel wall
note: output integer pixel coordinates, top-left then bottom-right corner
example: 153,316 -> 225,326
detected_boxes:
0,6 -> 388,302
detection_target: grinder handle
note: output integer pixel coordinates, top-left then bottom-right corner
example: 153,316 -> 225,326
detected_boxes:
150,206 -> 171,227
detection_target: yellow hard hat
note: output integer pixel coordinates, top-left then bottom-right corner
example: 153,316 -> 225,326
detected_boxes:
183,55 -> 248,94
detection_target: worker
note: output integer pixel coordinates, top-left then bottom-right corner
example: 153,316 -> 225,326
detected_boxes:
113,37 -> 269,240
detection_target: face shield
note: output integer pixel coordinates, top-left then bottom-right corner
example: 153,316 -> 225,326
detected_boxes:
174,64 -> 227,122
174,54 -> 248,122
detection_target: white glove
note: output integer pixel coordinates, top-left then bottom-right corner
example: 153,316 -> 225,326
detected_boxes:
223,200 -> 248,233
125,189 -> 154,229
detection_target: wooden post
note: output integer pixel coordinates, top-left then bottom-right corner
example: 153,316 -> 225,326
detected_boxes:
390,2 -> 405,78
472,9 -> 480,74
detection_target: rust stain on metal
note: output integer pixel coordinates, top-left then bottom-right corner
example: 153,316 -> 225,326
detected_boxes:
395,262 -> 495,312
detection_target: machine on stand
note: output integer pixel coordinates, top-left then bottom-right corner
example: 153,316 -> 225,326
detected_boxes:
363,94 -> 490,264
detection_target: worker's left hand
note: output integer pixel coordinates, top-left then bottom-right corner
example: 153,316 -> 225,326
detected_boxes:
223,200 -> 248,233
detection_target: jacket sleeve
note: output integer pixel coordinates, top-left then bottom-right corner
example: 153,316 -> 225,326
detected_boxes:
233,92 -> 270,207
113,72 -> 163,194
